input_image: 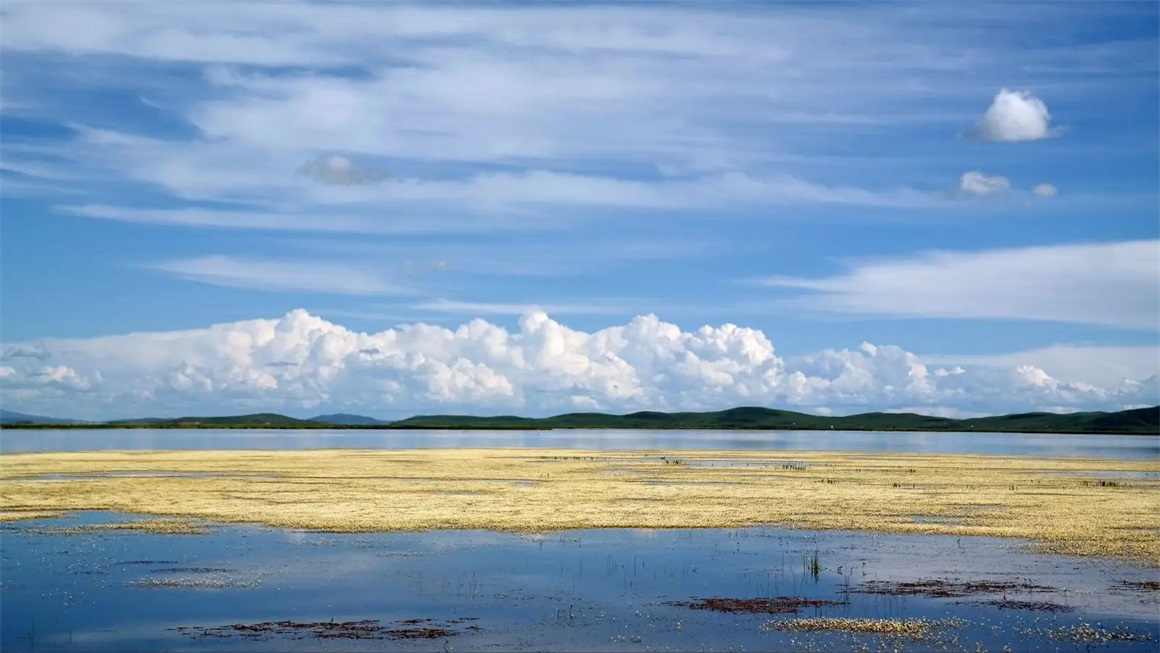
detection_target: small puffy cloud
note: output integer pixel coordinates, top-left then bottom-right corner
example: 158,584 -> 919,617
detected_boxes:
1033,183 -> 1058,198
1015,365 -> 1057,388
298,155 -> 390,185
964,89 -> 1054,142
0,311 -> 1153,420
955,171 -> 1010,198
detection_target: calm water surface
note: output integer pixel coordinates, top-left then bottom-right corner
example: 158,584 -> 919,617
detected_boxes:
3,430 -> 1157,650
2,514 -> 1157,652
3,428 -> 1158,459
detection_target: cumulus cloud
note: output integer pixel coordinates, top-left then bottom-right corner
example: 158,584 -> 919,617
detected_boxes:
413,299 -> 630,316
298,155 -> 391,186
756,239 -> 1159,331
954,171 -> 1011,198
1033,183 -> 1058,198
0,311 -> 1152,421
924,344 -> 1158,390
964,89 -> 1054,142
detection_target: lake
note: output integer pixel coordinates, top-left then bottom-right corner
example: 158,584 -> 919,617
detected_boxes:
3,428 -> 1158,459
2,513 -> 1158,652
2,429 -> 1157,651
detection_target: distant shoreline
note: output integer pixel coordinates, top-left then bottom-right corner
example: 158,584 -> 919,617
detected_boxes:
2,423 -> 1157,435
3,405 -> 1156,435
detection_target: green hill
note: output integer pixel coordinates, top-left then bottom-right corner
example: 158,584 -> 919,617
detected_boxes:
4,406 -> 1157,434
309,413 -> 392,425
106,413 -> 321,428
391,405 -> 1159,434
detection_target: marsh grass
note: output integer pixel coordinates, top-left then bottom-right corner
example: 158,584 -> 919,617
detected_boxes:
16,518 -> 213,536
0,509 -> 62,522
1,449 -> 1157,563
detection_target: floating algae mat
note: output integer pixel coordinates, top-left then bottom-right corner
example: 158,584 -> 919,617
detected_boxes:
2,514 -> 1157,652
2,448 -> 1158,562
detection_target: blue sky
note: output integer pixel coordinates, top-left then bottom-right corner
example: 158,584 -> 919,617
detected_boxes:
0,1 -> 1157,419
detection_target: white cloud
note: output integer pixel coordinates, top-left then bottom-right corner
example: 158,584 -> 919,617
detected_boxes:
413,299 -> 630,316
955,171 -> 1011,197
1033,183 -> 1058,197
2,1 -> 1026,229
0,310 -> 1153,420
298,155 -> 390,186
925,344 -> 1159,390
964,88 -> 1054,142
755,240 -> 1160,330
2,343 -> 51,361
150,256 -> 405,295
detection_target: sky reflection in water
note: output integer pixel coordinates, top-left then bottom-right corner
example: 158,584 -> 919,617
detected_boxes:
2,513 -> 1157,652
3,428 -> 1158,460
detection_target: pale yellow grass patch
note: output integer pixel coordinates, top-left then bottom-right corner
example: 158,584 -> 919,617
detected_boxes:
1,448 -> 1157,564
764,617 -> 960,638
0,509 -> 63,521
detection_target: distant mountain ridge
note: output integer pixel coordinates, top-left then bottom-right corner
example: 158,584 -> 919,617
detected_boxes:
1,405 -> 1157,434
390,405 -> 1160,434
0,409 -> 86,425
309,413 -> 392,425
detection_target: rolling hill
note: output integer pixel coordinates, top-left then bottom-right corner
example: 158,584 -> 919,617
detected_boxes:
390,405 -> 1159,434
0,409 -> 85,425
309,413 -> 392,425
2,406 -> 1156,434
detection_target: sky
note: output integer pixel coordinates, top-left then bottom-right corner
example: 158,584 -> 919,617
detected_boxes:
0,1 -> 1157,420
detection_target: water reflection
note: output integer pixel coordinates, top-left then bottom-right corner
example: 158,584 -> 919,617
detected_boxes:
3,428 -> 1158,460
2,514 -> 1156,652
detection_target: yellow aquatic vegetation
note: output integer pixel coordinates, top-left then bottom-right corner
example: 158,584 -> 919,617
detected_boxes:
764,617 -> 958,638
0,509 -> 62,521
0,448 -> 1157,564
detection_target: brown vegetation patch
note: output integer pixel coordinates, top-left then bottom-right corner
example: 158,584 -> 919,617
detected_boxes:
172,618 -> 471,641
385,626 -> 457,639
1115,580 -> 1160,591
969,599 -> 1073,612
667,596 -> 846,614
853,578 -> 1058,598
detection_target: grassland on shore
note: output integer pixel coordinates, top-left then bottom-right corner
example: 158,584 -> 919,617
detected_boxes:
1,449 -> 1157,564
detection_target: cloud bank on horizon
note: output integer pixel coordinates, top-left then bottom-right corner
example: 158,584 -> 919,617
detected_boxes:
0,310 -> 1155,421
0,1 -> 1156,417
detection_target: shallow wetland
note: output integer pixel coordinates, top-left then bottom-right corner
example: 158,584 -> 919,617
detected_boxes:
1,428 -> 1157,651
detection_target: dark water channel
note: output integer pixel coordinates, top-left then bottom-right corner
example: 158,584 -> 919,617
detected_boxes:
2,513 -> 1157,652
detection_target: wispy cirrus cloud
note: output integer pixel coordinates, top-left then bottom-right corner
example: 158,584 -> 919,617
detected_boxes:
753,240 -> 1160,331
5,1 -> 1123,227
149,256 -> 406,295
